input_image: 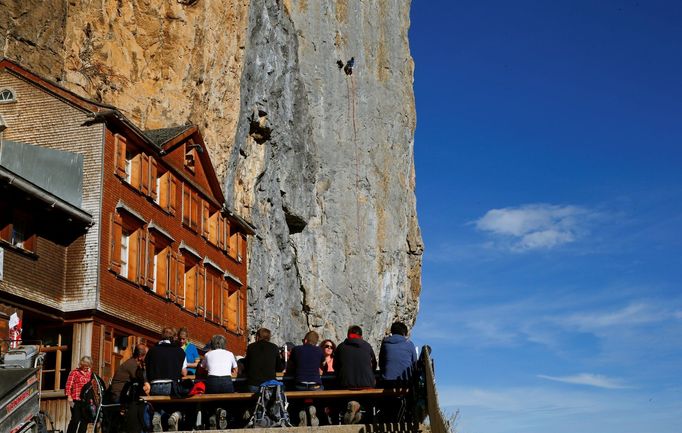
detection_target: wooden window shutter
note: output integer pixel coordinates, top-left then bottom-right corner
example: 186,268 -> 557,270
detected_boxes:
223,283 -> 231,329
128,229 -> 140,282
238,290 -> 244,332
145,230 -> 155,288
168,250 -> 178,302
182,184 -> 191,225
205,275 -> 212,320
190,192 -> 200,232
227,289 -> 238,331
130,154 -> 142,189
229,230 -> 238,259
114,135 -> 127,177
156,247 -> 168,296
185,265 -> 196,312
197,265 -> 206,316
176,253 -> 186,305
169,175 -> 178,215
219,216 -> 226,250
158,172 -> 169,209
139,154 -> 150,195
239,233 -> 246,262
149,156 -> 158,201
208,213 -> 218,245
109,213 -> 123,273
202,201 -> 210,238
215,278 -> 225,325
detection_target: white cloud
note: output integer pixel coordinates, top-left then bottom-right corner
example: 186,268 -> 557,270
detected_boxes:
537,373 -> 631,389
475,204 -> 596,251
559,302 -> 664,331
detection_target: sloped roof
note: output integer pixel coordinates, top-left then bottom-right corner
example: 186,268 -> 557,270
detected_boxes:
143,126 -> 194,148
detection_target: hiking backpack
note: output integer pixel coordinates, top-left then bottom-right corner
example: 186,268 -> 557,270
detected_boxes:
247,380 -> 292,428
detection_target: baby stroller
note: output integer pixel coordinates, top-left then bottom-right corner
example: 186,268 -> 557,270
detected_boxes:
246,380 -> 292,428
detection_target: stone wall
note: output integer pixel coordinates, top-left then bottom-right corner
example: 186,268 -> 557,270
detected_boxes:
0,0 -> 422,346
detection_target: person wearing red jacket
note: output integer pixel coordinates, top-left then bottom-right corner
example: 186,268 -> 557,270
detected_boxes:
64,356 -> 93,433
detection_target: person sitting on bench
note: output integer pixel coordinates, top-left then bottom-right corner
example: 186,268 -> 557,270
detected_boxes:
287,331 -> 325,391
244,328 -> 285,393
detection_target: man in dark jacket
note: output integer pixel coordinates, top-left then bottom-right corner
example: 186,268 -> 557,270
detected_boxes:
287,331 -> 325,390
379,322 -> 418,386
244,328 -> 285,392
143,327 -> 187,431
334,325 -> 377,389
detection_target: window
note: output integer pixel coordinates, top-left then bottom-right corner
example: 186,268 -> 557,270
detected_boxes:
109,211 -> 151,285
0,88 -> 16,103
184,143 -> 198,172
182,255 -> 204,314
207,211 -> 227,250
152,238 -> 172,297
114,134 -> 159,200
228,223 -> 244,261
156,171 -> 178,214
205,268 -> 224,323
0,209 -> 36,252
181,184 -> 201,232
223,285 -> 242,332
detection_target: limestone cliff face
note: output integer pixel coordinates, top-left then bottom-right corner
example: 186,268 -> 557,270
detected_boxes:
0,0 -> 422,346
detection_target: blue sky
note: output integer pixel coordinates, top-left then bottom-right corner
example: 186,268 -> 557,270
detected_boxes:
408,1 -> 682,433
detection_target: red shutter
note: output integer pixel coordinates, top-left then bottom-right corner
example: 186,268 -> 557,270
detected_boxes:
114,135 -> 126,177
109,213 -> 123,273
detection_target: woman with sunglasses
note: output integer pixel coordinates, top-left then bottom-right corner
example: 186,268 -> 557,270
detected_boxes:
319,339 -> 336,373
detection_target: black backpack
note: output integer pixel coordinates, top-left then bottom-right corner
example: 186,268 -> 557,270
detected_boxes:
80,373 -> 106,422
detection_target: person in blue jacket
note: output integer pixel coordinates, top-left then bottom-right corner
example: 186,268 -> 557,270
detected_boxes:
379,322 -> 418,387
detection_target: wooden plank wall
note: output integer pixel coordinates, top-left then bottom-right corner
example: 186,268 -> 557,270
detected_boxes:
41,398 -> 70,433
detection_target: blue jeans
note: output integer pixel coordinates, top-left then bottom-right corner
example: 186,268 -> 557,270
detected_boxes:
150,382 -> 172,396
206,376 -> 234,394
295,382 -> 323,391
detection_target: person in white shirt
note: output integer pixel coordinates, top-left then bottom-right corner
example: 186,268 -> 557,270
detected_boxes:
200,334 -> 238,393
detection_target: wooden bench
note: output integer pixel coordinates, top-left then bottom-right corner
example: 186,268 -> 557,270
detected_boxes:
142,388 -> 409,403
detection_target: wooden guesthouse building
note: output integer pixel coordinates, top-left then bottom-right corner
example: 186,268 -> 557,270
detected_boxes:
0,58 -> 253,420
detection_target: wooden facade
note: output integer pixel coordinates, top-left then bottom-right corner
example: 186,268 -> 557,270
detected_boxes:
0,58 -> 253,429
